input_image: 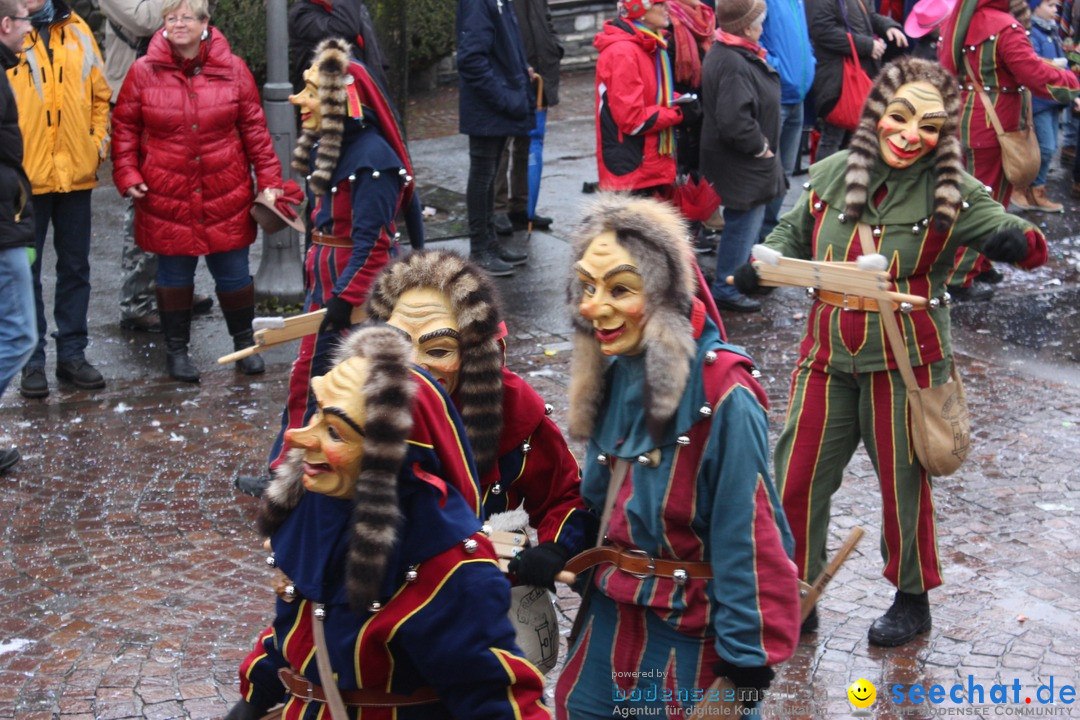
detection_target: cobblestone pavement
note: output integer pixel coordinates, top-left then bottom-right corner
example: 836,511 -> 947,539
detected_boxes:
1,70 -> 1079,719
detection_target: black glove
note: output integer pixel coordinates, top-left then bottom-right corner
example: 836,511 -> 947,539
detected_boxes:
223,699 -> 266,720
678,99 -> 703,128
732,262 -> 762,296
713,661 -> 775,707
507,541 -> 572,590
319,295 -> 354,334
981,227 -> 1029,264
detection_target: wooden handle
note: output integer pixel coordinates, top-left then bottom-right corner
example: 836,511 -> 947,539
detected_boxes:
216,305 -> 367,365
800,526 -> 865,621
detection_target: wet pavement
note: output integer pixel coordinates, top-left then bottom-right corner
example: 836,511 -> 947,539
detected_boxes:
1,69 -> 1079,719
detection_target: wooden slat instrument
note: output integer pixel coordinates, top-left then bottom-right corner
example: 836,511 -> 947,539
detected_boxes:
217,306 -> 367,365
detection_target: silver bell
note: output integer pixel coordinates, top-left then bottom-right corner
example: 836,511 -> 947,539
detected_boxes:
802,181 -> 811,189
348,174 -> 356,182
962,201 -> 970,209
399,168 -> 407,176
912,225 -> 921,234
405,175 -> 413,184
313,606 -> 327,621
636,454 -> 650,465
704,350 -> 718,364
544,403 -> 554,415
372,170 -> 380,179
463,538 -> 479,554
837,212 -> 846,223
521,442 -> 532,455
405,569 -> 418,583
369,601 -> 383,612
813,202 -> 822,211
265,555 -> 276,568
750,367 -> 762,378
929,297 -> 941,309
676,435 -> 691,446
284,585 -> 296,600
872,227 -> 881,237
491,483 -> 502,495
672,568 -> 689,586
597,452 -> 609,464
699,404 -> 713,418
900,302 -> 913,314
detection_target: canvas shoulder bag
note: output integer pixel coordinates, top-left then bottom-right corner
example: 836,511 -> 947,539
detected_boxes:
963,53 -> 1040,188
857,225 -> 971,476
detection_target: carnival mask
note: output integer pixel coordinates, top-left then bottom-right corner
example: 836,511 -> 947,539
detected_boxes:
877,81 -> 948,169
284,356 -> 368,499
575,231 -> 648,357
386,288 -> 463,394
289,66 -> 323,132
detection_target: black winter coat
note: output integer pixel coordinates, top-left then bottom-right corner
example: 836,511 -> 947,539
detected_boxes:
809,0 -> 901,118
288,0 -> 390,93
0,44 -> 33,252
456,0 -> 535,137
699,41 -> 785,211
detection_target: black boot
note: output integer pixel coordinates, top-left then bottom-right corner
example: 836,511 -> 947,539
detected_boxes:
218,282 -> 265,375
868,590 -> 931,647
157,286 -> 200,383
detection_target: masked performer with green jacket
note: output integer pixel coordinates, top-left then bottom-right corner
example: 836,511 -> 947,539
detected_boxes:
733,56 -> 1048,647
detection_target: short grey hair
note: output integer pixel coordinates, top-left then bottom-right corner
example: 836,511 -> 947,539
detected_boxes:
162,0 -> 209,21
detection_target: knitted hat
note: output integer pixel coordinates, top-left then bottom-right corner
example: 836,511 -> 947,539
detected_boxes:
365,251 -> 505,478
715,0 -> 766,34
257,325 -> 417,610
618,0 -> 668,21
842,57 -> 965,231
566,194 -> 697,442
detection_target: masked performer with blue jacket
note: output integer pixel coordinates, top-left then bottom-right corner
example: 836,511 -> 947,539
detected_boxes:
225,325 -> 551,720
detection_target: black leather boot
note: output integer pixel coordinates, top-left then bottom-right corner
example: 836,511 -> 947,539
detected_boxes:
868,590 -> 931,647
218,282 -> 265,375
157,286 -> 200,383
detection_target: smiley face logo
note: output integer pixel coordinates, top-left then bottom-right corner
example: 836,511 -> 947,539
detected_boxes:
847,678 -> 877,709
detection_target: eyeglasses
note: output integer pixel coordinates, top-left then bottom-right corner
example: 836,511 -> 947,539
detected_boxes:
164,14 -> 199,25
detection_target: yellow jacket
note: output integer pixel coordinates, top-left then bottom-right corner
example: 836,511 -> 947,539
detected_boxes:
6,8 -> 111,194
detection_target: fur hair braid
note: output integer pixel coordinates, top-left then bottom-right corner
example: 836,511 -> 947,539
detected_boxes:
291,37 -> 351,197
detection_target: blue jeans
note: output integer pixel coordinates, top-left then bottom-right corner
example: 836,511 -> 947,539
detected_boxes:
156,247 -> 251,292
1032,107 -> 1060,187
762,101 -> 806,238
712,204 -> 767,301
467,135 -> 509,254
0,246 -> 37,396
28,190 -> 92,367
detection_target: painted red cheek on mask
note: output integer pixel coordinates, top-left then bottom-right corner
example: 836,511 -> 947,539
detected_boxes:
922,135 -> 939,151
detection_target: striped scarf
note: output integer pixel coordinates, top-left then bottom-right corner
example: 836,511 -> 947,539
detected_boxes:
633,21 -> 676,156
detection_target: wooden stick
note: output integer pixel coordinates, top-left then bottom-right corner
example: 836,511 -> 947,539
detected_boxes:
217,306 -> 367,364
726,256 -> 929,308
800,527 -> 865,622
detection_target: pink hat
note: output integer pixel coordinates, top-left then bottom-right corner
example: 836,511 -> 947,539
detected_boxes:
904,0 -> 958,38
618,0 -> 668,21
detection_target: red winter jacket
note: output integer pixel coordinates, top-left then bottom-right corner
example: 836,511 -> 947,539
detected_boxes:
111,28 -> 281,256
594,18 -> 684,191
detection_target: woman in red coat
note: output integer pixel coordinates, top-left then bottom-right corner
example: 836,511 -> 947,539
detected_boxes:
111,0 -> 283,382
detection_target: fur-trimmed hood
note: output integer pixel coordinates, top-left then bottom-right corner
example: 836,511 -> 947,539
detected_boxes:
566,194 -> 697,442
257,325 -> 416,610
365,251 -> 505,477
841,57 -> 964,232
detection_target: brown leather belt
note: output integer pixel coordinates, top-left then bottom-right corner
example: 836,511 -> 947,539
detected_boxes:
814,289 -> 897,313
311,231 -> 352,248
563,546 -> 712,582
277,667 -> 439,708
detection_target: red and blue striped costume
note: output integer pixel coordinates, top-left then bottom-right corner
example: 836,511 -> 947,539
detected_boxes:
268,64 -> 418,471
765,150 -> 1045,594
554,316 -> 800,719
482,368 -> 594,554
938,0 -> 1079,286
237,369 -> 551,719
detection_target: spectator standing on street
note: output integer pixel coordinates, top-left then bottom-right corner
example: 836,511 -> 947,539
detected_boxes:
810,0 -> 907,159
288,0 -> 389,93
457,0 -> 534,278
493,0 -> 561,237
593,0 -> 702,196
1010,0 -> 1070,212
111,0 -> 284,382
759,0 -> 815,239
100,0 -> 213,334
8,0 -> 110,399
938,0 -> 1080,300
699,0 -> 784,314
0,0 -> 35,474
